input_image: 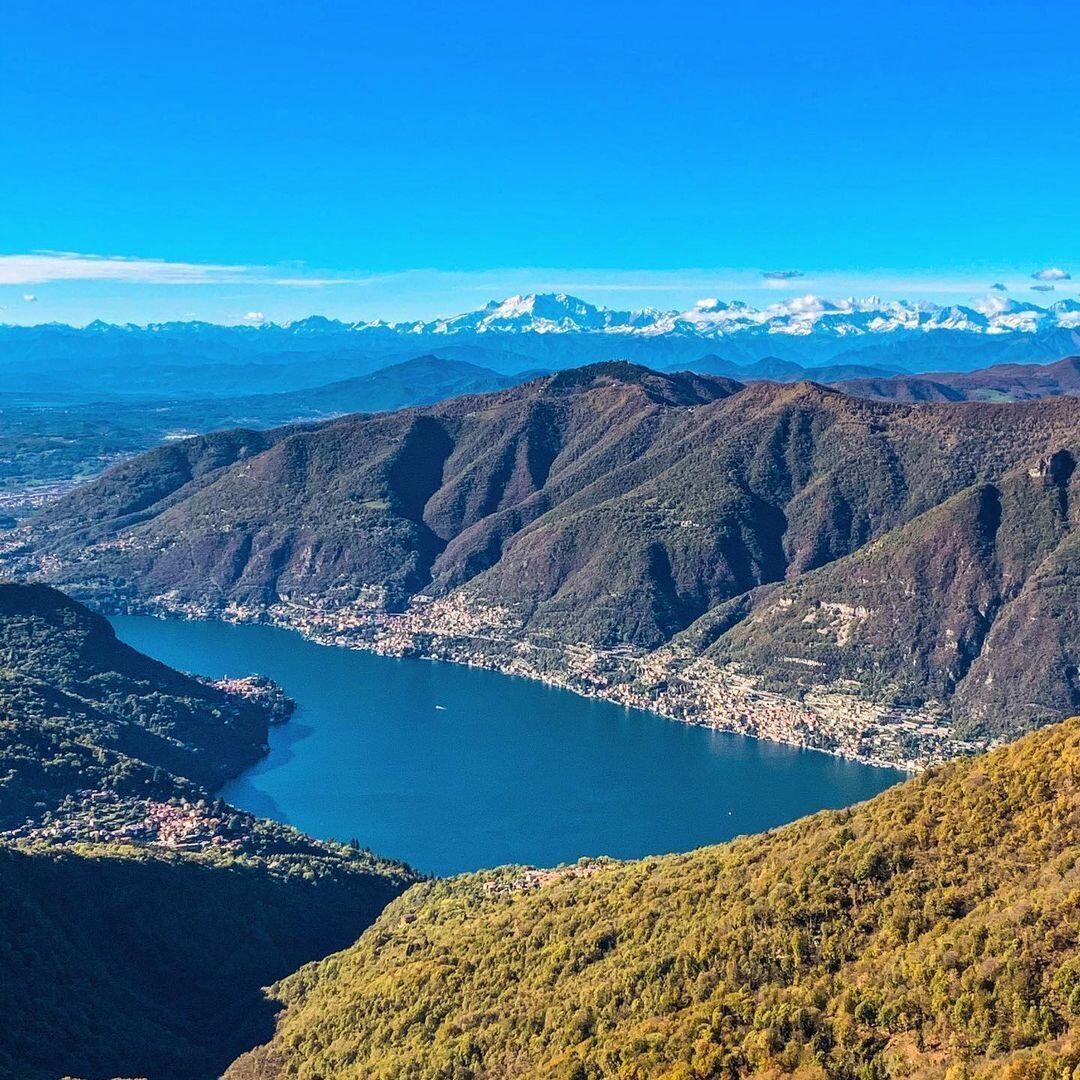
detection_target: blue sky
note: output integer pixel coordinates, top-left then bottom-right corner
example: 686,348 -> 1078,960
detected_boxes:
1,0 -> 1077,325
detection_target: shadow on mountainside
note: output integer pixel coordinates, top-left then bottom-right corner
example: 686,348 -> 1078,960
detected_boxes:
0,845 -> 402,1080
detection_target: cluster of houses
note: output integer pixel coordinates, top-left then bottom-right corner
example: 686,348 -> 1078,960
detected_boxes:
4,790 -> 248,851
483,861 -> 607,897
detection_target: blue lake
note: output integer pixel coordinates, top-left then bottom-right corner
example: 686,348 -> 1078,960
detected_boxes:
111,615 -> 904,876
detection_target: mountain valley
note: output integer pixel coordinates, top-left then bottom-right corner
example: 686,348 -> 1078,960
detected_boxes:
6,361 -> 1077,769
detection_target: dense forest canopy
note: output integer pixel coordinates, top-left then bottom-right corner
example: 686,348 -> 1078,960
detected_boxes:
230,716 -> 1080,1080
0,583 -> 417,1080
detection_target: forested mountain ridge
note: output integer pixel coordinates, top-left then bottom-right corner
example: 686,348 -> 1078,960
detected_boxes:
227,715 -> 1080,1080
0,581 -> 288,823
0,582 -> 418,1079
5,363 -> 1078,767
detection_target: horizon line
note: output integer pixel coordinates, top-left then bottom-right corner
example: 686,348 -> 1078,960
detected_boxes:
2,287 -> 1079,332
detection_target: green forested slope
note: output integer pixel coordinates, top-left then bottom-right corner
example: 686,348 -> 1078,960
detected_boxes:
0,840 -> 412,1080
230,717 -> 1080,1080
0,582 -> 280,824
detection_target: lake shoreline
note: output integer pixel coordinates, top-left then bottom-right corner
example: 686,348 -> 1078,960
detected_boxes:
95,591 -> 969,772
109,611 -> 905,876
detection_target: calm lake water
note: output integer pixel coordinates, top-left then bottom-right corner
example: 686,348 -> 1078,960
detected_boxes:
111,615 -> 904,875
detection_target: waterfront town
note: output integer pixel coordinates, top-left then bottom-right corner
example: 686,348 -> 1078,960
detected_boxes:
90,582 -> 982,773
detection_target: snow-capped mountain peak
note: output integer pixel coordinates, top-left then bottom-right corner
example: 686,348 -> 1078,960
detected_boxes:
310,291 -> 1080,344
374,292 -> 1075,340
16,291 -> 1076,346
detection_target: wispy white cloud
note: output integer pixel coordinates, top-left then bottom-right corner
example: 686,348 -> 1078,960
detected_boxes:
22,293 -> 37,302
1031,267 -> 1071,282
1,253 -> 1058,302
0,254 -> 1014,301
0,252 -> 248,285
241,311 -> 266,324
0,251 -> 353,287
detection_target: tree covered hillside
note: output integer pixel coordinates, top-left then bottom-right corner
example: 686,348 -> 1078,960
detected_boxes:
0,582 -> 419,1079
229,716 -> 1080,1080
0,582 -> 282,825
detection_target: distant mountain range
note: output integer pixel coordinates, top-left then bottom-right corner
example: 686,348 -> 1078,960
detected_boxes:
10,361 -> 1077,769
3,293 -> 1079,400
16,290 -> 1078,339
836,354 -> 1080,402
681,352 -> 903,383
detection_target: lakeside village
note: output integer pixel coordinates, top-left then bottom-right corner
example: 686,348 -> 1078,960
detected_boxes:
0,676 -> 295,855
2,789 -> 252,851
124,585 -> 983,773
208,672 -> 296,723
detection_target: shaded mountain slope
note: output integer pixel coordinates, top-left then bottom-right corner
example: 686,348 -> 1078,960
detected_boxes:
8,363 -> 1079,758
228,716 -> 1080,1080
28,425 -> 292,536
0,582 -> 418,1079
439,383 -> 1078,700
0,840 -> 410,1080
